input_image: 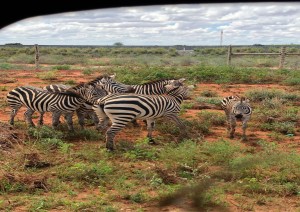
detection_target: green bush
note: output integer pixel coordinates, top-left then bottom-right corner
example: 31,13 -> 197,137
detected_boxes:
58,161 -> 114,185
36,70 -> 59,80
201,139 -> 242,165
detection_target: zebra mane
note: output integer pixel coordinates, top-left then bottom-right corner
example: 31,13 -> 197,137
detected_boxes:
55,89 -> 84,99
70,82 -> 86,90
139,79 -> 173,85
86,74 -> 111,85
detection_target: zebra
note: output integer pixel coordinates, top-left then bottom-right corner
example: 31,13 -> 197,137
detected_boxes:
97,77 -> 186,127
221,95 -> 252,141
94,74 -> 135,94
42,83 -> 108,129
6,85 -> 105,131
92,84 -> 190,151
43,84 -> 71,92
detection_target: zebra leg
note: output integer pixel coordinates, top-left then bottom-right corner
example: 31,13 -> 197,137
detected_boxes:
91,112 -> 100,126
93,105 -> 109,131
24,108 -> 35,127
131,119 -> 140,127
76,110 -> 85,130
168,115 -> 187,137
229,117 -> 236,139
52,111 -> 62,130
146,119 -> 156,144
106,123 -> 125,151
9,104 -> 22,125
64,112 -> 74,132
241,118 -> 249,141
38,112 -> 45,126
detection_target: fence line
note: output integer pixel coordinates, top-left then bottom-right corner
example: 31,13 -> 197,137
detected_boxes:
227,46 -> 300,69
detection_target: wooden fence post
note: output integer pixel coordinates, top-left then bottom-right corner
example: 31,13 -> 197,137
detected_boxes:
227,45 -> 232,65
35,44 -> 39,70
279,46 -> 286,69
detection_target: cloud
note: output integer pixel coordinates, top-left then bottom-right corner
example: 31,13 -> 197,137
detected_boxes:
0,2 -> 299,45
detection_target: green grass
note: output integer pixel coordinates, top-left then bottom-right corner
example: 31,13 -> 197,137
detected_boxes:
36,70 -> 59,80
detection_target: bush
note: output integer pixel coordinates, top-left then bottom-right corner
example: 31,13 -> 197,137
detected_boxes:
58,161 -> 114,185
37,70 -> 59,80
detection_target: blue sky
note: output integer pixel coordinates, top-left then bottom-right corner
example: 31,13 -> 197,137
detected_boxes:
0,2 -> 299,46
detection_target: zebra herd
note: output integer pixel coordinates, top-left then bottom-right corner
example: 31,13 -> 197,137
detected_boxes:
6,73 -> 252,151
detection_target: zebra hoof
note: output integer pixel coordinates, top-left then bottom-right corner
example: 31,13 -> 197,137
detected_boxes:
148,138 -> 156,145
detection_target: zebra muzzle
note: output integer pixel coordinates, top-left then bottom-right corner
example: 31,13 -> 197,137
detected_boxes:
235,114 -> 243,119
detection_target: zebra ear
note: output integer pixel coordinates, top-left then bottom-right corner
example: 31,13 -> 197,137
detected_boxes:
187,85 -> 195,90
178,78 -> 186,83
110,73 -> 116,79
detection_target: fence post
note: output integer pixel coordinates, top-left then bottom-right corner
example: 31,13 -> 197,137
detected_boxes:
35,44 -> 39,70
227,45 -> 232,65
279,46 -> 286,69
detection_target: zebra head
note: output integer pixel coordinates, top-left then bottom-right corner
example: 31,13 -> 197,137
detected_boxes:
233,97 -> 251,119
97,74 -> 135,94
168,78 -> 186,86
77,84 -> 108,104
165,84 -> 190,101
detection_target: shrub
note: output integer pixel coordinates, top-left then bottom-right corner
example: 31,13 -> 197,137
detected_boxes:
37,70 -> 59,80
58,161 -> 114,185
201,139 -> 242,165
200,90 -> 218,97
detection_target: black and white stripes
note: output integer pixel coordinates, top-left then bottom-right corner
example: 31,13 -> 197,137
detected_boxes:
7,86 -> 87,131
93,84 -> 189,151
221,95 -> 252,140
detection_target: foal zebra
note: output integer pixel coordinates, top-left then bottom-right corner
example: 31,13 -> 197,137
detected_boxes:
7,86 -> 89,130
93,84 -> 190,151
221,95 -> 252,141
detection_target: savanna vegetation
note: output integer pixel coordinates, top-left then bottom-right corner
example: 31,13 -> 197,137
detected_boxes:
0,45 -> 299,211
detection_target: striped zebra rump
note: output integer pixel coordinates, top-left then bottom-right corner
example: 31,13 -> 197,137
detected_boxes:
42,83 -> 108,129
93,84 -> 189,151
7,86 -> 86,130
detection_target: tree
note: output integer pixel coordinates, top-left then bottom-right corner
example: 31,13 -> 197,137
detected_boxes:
113,42 -> 124,46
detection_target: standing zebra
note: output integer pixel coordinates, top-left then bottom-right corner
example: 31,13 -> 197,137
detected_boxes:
221,95 -> 252,141
6,85 -> 105,131
97,77 -> 186,127
93,84 -> 190,151
42,83 -> 108,129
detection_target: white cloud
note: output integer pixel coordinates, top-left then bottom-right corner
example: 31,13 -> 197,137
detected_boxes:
0,2 -> 300,45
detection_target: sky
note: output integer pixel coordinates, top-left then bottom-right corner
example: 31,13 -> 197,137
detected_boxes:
0,2 -> 299,46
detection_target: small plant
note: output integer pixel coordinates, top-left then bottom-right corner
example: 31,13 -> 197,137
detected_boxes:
201,139 -> 242,165
82,69 -> 93,75
65,79 -> 76,85
123,138 -> 158,161
51,64 -> 71,70
129,192 -> 146,203
58,161 -> 114,185
0,86 -> 8,91
200,90 -> 218,97
196,97 -> 222,106
37,70 -> 59,80
28,125 -> 64,140
197,111 -> 226,126
0,63 -> 13,70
